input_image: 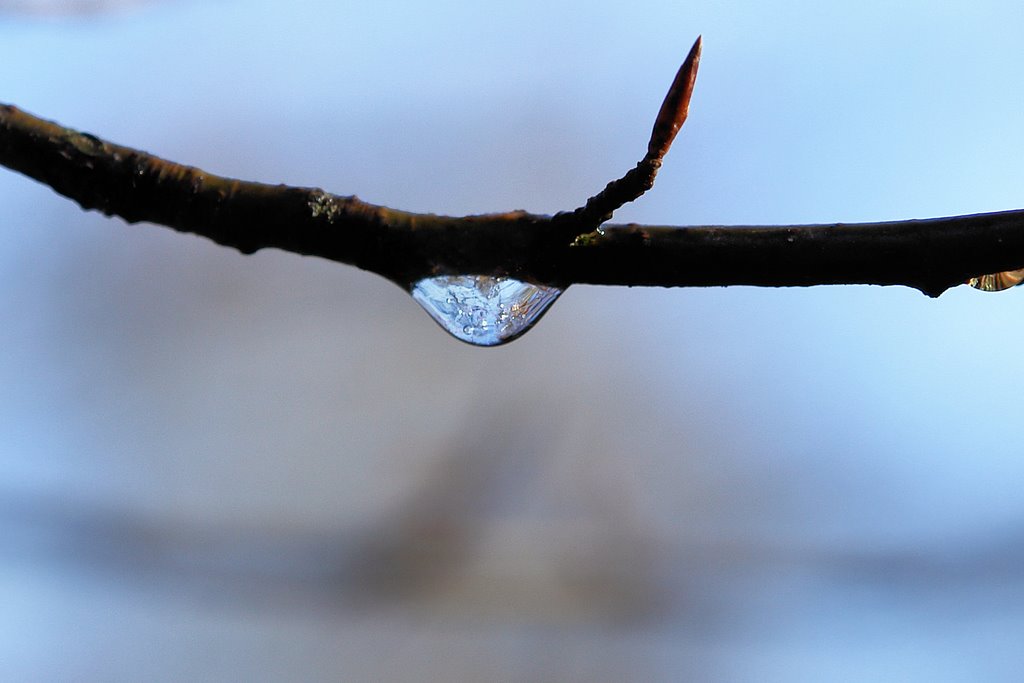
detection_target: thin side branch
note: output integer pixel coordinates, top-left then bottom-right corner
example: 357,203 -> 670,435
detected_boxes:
1,38 -> 1022,297
552,36 -> 702,234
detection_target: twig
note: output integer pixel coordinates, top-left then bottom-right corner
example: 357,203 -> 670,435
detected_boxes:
551,36 -> 702,235
0,36 -> 1021,297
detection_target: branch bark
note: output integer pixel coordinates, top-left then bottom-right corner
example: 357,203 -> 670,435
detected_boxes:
1,37 -> 1022,298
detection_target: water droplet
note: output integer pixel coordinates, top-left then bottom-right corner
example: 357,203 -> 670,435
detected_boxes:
968,268 -> 1024,291
410,275 -> 562,346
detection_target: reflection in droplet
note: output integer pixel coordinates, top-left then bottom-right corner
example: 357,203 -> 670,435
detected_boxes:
968,268 -> 1024,291
410,275 -> 562,346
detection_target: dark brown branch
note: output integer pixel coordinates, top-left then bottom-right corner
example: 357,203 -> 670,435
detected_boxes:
1,38 -> 1022,298
561,213 -> 1024,297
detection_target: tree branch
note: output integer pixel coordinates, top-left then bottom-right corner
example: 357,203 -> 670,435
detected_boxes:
1,36 -> 1022,298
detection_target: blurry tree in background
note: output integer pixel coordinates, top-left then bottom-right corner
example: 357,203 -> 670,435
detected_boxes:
3,1 -> 1024,681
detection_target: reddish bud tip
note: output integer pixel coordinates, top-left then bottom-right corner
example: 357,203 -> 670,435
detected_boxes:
647,35 -> 702,160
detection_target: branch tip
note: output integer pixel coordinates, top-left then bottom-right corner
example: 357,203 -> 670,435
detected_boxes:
647,35 -> 702,160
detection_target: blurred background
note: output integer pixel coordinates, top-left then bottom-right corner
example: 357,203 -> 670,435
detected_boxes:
2,0 -> 1024,680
